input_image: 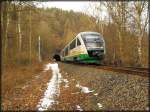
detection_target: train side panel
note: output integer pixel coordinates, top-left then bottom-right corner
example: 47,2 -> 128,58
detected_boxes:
60,32 -> 105,64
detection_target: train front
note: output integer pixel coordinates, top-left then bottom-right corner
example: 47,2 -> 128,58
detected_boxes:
81,32 -> 105,64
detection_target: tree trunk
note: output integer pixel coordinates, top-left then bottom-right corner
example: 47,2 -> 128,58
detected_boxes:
1,2 -> 3,34
137,35 -> 142,66
18,9 -> 22,53
1,2 -> 4,55
134,1 -> 147,66
100,20 -> 104,35
4,6 -> 10,60
29,9 -> 32,63
38,36 -> 41,62
118,29 -> 123,65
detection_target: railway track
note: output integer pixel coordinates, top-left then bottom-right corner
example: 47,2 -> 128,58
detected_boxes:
96,66 -> 149,77
62,62 -> 149,77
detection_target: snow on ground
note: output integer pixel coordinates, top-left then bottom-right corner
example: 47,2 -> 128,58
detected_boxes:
37,62 -> 62,111
37,63 -> 101,111
76,105 -> 83,111
65,72 -> 68,75
97,103 -> 103,108
94,93 -> 98,96
35,75 -> 40,79
76,82 -> 94,93
71,92 -> 80,94
63,79 -> 69,88
21,85 -> 29,90
43,64 -> 51,71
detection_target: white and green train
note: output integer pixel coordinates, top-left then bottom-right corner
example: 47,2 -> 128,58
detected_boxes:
60,32 -> 106,64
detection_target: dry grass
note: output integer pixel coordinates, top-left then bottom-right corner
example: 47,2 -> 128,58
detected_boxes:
2,62 -> 52,111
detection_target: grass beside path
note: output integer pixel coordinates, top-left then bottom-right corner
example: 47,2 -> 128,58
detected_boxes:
1,62 -> 52,111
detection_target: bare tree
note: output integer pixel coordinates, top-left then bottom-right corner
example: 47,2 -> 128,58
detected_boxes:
125,1 -> 148,66
2,1 -> 11,60
129,1 -> 148,65
29,9 -> 32,63
17,2 -> 22,53
85,2 -> 106,35
105,1 -> 128,64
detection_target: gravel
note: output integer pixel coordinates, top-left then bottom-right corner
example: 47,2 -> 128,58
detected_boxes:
58,62 -> 149,111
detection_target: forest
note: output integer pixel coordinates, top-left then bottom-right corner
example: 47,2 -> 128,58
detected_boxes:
1,1 -> 149,67
1,1 -> 149,111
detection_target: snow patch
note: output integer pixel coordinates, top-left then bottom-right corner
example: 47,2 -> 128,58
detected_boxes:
22,85 -> 29,89
65,72 -> 68,75
76,82 -> 94,93
35,75 -> 40,79
97,103 -> 103,108
63,79 -> 69,88
63,79 -> 68,83
94,93 -> 98,96
76,105 -> 83,111
146,107 -> 149,111
37,63 -> 62,111
43,64 -> 51,71
71,92 -> 80,94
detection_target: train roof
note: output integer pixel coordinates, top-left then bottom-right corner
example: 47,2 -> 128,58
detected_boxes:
78,31 -> 101,36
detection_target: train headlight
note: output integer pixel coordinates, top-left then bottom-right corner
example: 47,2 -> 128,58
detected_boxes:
100,46 -> 104,49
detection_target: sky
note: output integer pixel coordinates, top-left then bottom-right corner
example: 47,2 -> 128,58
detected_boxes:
35,1 -> 108,20
36,1 -> 91,12
35,1 -> 148,32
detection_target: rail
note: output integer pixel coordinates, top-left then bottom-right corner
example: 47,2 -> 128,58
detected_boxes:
62,62 -> 149,77
96,66 -> 149,77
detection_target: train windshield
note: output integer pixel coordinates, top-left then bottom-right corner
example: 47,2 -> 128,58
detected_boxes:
82,34 -> 103,48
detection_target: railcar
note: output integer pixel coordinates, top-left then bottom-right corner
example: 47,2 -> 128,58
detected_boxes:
60,32 -> 106,64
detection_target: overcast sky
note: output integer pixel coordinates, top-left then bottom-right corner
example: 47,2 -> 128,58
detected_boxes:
36,1 -> 91,12
35,1 -> 108,20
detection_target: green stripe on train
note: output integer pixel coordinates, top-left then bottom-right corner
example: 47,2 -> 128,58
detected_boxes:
64,54 -> 88,61
64,54 -> 100,62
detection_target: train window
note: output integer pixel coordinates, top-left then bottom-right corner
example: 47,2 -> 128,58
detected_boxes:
63,50 -> 65,56
77,38 -> 81,46
64,51 -> 65,56
70,40 -> 76,49
65,47 -> 68,56
81,34 -> 104,48
61,51 -> 63,56
70,43 -> 73,49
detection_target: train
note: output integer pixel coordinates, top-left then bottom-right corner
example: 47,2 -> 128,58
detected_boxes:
60,31 -> 106,64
